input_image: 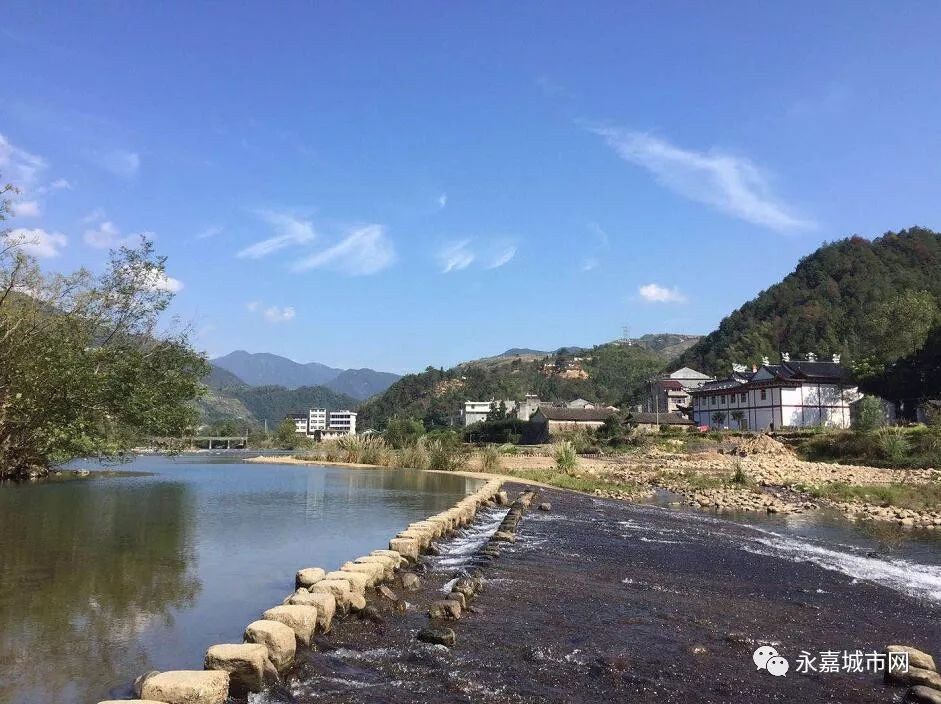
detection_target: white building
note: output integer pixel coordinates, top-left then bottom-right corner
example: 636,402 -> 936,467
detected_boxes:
690,355 -> 859,430
647,367 -> 713,414
461,400 -> 518,426
288,408 -> 356,438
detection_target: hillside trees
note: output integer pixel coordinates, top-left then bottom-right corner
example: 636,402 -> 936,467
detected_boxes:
0,179 -> 208,479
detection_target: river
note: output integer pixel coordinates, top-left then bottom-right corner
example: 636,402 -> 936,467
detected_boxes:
0,455 -> 479,704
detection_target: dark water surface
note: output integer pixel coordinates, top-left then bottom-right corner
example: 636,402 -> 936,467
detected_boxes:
0,456 -> 478,704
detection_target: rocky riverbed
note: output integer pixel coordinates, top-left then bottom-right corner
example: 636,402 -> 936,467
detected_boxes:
259,483 -> 941,704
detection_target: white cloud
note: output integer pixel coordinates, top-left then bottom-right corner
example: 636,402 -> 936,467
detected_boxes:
263,306 -> 296,323
238,211 -> 316,259
486,245 -> 517,269
83,220 -> 142,249
197,225 -> 223,240
437,240 -> 475,273
81,207 -> 106,224
638,283 -> 687,303
4,227 -> 67,258
592,128 -> 813,232
246,300 -> 294,323
48,178 -> 72,191
294,224 -> 395,276
438,193 -> 448,209
0,133 -> 46,185
90,149 -> 140,178
11,200 -> 40,218
143,269 -> 184,293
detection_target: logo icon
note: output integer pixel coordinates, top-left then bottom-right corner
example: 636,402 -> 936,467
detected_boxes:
754,646 -> 789,677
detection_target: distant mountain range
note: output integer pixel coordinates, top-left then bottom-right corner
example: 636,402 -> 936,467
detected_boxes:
493,334 -> 700,362
212,350 -> 400,400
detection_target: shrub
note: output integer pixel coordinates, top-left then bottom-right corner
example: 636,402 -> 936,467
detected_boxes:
479,444 -> 502,473
384,418 -> 425,449
554,440 -> 578,475
878,427 -> 910,461
427,438 -> 464,471
729,460 -> 749,485
398,439 -> 430,470
854,396 -> 886,433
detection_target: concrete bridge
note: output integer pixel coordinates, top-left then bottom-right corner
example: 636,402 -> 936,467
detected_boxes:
149,436 -> 249,450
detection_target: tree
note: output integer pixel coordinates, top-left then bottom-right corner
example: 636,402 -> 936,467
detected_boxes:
869,290 -> 940,361
853,395 -> 886,433
384,417 -> 425,449
274,418 -> 301,448
731,410 -> 745,427
0,179 -> 208,479
711,411 -> 727,428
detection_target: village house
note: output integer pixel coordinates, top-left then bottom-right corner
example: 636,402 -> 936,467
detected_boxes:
287,408 -> 358,438
461,394 -> 546,426
529,407 -> 616,440
646,367 -> 713,414
630,411 -> 695,432
689,354 -> 859,430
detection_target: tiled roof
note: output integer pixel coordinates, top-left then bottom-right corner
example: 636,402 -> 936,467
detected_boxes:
631,412 -> 693,425
537,407 -> 616,422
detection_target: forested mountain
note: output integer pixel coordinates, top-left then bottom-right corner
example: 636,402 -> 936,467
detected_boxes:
212,350 -> 399,399
358,343 -> 665,429
676,227 -> 941,376
203,364 -> 249,391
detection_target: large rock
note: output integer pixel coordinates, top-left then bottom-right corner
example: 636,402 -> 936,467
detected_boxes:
290,590 -> 336,631
354,555 -> 397,579
341,561 -> 385,586
389,537 -> 419,561
244,620 -> 296,672
370,549 -> 405,568
262,605 -> 319,647
204,643 -> 277,695
888,645 -> 937,672
309,578 -> 353,611
140,670 -> 229,704
324,570 -> 370,595
908,686 -> 941,704
295,567 -> 326,589
888,666 -> 941,689
348,591 -> 367,611
428,599 -> 462,620
401,572 -> 421,591
417,627 -> 456,647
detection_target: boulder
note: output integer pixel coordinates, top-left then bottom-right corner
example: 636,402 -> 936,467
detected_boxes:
262,605 -> 319,647
348,591 -> 367,611
428,599 -> 462,620
341,561 -> 385,585
389,537 -> 420,561
888,645 -> 937,672
907,686 -> 941,704
378,584 -> 399,602
295,590 -> 335,632
447,591 -> 466,608
134,671 -> 160,697
417,627 -> 456,647
295,567 -> 326,589
354,555 -> 397,580
370,549 -> 405,568
359,605 -> 384,624
453,578 -> 479,599
140,670 -> 229,704
492,530 -> 516,542
324,570 -> 370,596
495,491 -> 509,505
888,666 -> 941,689
401,572 -> 421,591
204,643 -> 277,695
538,502 -> 552,512
309,578 -> 352,602
243,620 -> 296,672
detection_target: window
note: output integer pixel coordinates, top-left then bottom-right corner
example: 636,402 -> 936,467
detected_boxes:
741,392 -> 747,402
711,396 -> 717,406
721,395 -> 726,404
760,389 -> 767,401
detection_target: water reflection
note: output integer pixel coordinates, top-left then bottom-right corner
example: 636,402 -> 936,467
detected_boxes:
0,480 -> 198,704
0,458 -> 475,704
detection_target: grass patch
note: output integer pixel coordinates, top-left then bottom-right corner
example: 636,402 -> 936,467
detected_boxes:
491,466 -> 644,496
809,481 -> 941,511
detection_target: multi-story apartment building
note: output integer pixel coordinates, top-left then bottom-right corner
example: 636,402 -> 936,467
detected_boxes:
287,408 -> 356,438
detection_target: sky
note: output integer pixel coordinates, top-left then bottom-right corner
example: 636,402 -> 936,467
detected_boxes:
2,2 -> 940,374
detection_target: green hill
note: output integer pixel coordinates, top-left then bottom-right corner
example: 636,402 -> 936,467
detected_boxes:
675,227 -> 941,376
358,342 -> 664,429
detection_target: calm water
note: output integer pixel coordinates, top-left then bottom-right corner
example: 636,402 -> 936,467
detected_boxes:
0,456 -> 479,704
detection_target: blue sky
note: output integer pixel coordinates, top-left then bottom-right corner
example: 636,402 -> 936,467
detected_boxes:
2,2 -> 940,373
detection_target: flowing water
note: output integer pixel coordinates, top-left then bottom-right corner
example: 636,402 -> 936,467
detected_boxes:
0,456 -> 479,704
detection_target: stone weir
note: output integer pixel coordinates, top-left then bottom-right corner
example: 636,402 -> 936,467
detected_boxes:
99,477 -> 505,704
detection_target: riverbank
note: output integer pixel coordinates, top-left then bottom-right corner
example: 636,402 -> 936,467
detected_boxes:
281,482 -> 941,703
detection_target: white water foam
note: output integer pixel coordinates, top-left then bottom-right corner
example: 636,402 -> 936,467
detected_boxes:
741,529 -> 941,604
433,507 -> 508,569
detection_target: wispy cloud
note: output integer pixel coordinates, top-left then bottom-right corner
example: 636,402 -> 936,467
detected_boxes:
638,283 -> 687,303
486,244 -> 517,269
592,128 -> 813,232
437,240 -> 475,273
245,300 -> 295,323
81,208 -> 106,224
438,193 -> 448,209
0,133 -> 46,185
11,199 -> 40,218
48,177 -> 72,191
142,269 -> 183,293
197,225 -> 223,240
89,149 -> 140,178
4,227 -> 67,258
83,220 -> 144,249
293,224 -> 395,276
581,257 -> 599,272
238,211 -> 316,259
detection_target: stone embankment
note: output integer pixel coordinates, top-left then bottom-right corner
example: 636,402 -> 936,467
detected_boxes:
101,478 -> 504,704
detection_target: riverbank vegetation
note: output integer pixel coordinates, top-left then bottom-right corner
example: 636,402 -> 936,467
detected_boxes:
1,178 -> 208,480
